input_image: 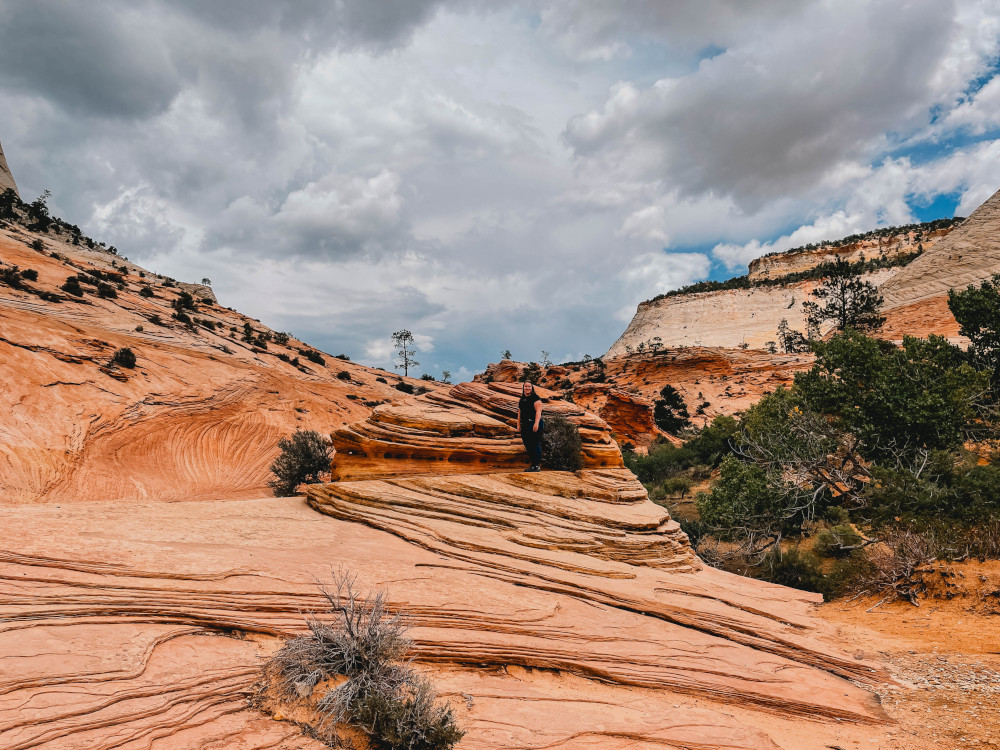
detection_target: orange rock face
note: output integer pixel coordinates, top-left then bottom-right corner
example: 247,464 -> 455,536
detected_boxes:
330,381 -> 623,480
0,224 -> 429,503
479,347 -> 815,446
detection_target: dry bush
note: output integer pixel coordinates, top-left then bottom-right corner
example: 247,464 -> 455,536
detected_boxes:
263,571 -> 463,750
541,414 -> 583,472
839,529 -> 939,605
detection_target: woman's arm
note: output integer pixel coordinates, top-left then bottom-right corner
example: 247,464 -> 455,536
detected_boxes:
516,406 -> 521,431
533,400 -> 542,432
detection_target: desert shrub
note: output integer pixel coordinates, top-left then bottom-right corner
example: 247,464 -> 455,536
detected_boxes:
541,414 -> 583,472
376,376 -> 388,384
173,290 -> 196,310
273,331 -> 290,345
135,325 -> 144,332
662,476 -> 694,498
0,265 -> 25,288
20,268 -> 38,282
96,282 -> 117,298
335,353 -> 351,361
268,430 -> 332,497
337,370 -> 352,381
814,524 -> 864,557
758,548 -> 826,594
303,349 -> 326,366
420,374 -> 436,381
521,361 -> 542,384
148,314 -> 163,326
61,276 -> 84,296
139,285 -> 155,298
395,382 -> 415,394
110,347 -> 137,368
262,571 -> 464,750
172,311 -> 192,325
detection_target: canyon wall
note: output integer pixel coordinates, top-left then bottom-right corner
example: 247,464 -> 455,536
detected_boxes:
606,269 -> 897,356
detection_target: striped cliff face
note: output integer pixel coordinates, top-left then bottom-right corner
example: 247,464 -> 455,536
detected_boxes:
0,139 -> 17,197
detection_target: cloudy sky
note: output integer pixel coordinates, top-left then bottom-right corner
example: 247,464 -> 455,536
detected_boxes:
2,0 -> 999,378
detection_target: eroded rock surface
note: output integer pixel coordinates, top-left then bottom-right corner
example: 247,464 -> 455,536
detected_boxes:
0,226 -> 429,503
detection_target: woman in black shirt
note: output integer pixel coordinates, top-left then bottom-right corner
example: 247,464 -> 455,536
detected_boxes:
516,382 -> 544,472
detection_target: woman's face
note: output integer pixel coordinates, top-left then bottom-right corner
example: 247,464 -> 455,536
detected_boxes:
522,382 -> 532,396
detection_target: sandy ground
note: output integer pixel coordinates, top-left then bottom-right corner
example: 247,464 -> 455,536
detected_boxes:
818,582 -> 1000,750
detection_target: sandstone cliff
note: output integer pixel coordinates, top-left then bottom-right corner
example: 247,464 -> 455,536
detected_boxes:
880,187 -> 1000,340
0,139 -> 17,196
606,214 -> 973,357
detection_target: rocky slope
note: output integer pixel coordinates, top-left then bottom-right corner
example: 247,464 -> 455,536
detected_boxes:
0,384 -> 896,750
0,139 -> 16,196
0,220 -> 431,503
880,186 -> 1000,340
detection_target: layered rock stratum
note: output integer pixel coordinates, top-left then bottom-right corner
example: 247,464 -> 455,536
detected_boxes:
605,204 -> 996,356
0,139 -> 17,196
0,382 -> 894,750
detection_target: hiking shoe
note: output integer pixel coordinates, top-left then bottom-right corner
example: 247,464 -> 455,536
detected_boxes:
527,465 -> 541,472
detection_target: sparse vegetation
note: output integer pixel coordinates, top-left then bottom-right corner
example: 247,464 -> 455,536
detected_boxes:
260,571 -> 464,750
540,414 -> 583,472
61,275 -> 84,297
268,430 -> 332,497
110,347 -> 137,369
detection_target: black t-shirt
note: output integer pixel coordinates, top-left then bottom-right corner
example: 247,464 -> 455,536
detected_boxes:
518,392 -> 541,430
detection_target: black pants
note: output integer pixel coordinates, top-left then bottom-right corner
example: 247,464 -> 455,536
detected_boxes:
520,427 -> 542,466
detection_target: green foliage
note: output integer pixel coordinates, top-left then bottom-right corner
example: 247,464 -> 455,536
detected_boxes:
661,476 -> 694,498
420,373 -> 436,381
392,330 -> 419,377
948,273 -> 1000,387
110,347 -> 137,369
337,370 -> 352,381
653,384 -> 690,434
139,285 -> 155,298
268,430 -> 331,497
96,282 -> 117,298
61,275 -> 84,296
796,332 -> 988,462
814,525 -> 863,557
302,349 -> 325,366
758,548 -> 827,594
395,381 -> 415,394
541,414 -> 583,472
696,456 -> 808,542
521,361 -> 542,384
803,258 -> 885,333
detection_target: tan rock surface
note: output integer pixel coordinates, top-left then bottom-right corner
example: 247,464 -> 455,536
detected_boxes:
880,187 -> 1000,313
0,138 -> 16,196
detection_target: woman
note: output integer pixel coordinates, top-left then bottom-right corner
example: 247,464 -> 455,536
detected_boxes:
516,381 -> 544,472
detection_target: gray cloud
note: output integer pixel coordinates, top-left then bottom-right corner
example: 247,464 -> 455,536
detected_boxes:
0,0 -> 998,376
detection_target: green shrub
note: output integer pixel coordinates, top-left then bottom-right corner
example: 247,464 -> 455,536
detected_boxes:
541,414 -> 583,472
21,268 -> 38,282
758,548 -> 826,594
268,430 -> 332,497
395,382 -> 415,394
337,370 -> 352,381
110,347 -> 137,368
653,384 -> 690,434
814,525 -> 863,557
139,285 -> 155,298
662,476 -> 694,498
96,282 -> 118,298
